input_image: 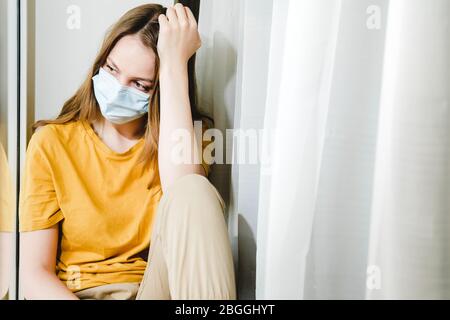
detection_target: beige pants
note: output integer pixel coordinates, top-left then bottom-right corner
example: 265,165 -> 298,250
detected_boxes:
75,174 -> 237,300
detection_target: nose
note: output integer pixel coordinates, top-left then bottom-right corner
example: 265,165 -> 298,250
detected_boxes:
116,75 -> 129,88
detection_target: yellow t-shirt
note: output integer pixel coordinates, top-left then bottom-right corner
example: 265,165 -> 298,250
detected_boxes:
19,119 -> 210,292
1,142 -> 14,233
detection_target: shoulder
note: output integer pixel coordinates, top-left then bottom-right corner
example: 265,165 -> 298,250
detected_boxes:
30,121 -> 82,152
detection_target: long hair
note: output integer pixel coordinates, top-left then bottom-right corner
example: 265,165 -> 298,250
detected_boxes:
32,4 -> 211,189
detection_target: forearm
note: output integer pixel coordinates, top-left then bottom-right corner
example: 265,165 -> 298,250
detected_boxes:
22,268 -> 79,300
158,61 -> 204,192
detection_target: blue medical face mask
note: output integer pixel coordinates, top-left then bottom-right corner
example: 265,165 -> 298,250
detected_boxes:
92,67 -> 150,125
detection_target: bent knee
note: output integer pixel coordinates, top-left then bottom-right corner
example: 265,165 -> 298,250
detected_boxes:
163,174 -> 225,213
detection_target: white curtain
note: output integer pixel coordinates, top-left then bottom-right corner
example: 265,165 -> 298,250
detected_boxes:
257,0 -> 450,299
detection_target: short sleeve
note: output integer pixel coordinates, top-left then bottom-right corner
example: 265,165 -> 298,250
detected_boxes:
19,130 -> 64,232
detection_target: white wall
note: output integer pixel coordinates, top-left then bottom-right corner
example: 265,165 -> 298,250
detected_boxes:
231,0 -> 273,300
196,0 -> 241,296
197,0 -> 274,299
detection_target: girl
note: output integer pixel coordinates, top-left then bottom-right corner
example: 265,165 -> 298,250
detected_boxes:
19,3 -> 236,300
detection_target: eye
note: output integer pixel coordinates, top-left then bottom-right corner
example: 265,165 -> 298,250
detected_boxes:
105,64 -> 117,73
134,81 -> 151,93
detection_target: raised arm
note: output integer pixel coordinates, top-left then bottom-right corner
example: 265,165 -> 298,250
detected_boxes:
157,3 -> 205,193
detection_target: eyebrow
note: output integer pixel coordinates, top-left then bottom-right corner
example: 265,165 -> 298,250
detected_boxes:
107,57 -> 154,83
135,76 -> 154,84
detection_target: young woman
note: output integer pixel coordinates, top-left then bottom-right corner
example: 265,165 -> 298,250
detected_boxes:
19,3 -> 236,300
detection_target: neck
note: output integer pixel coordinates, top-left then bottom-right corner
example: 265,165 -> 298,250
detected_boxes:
96,116 -> 147,140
